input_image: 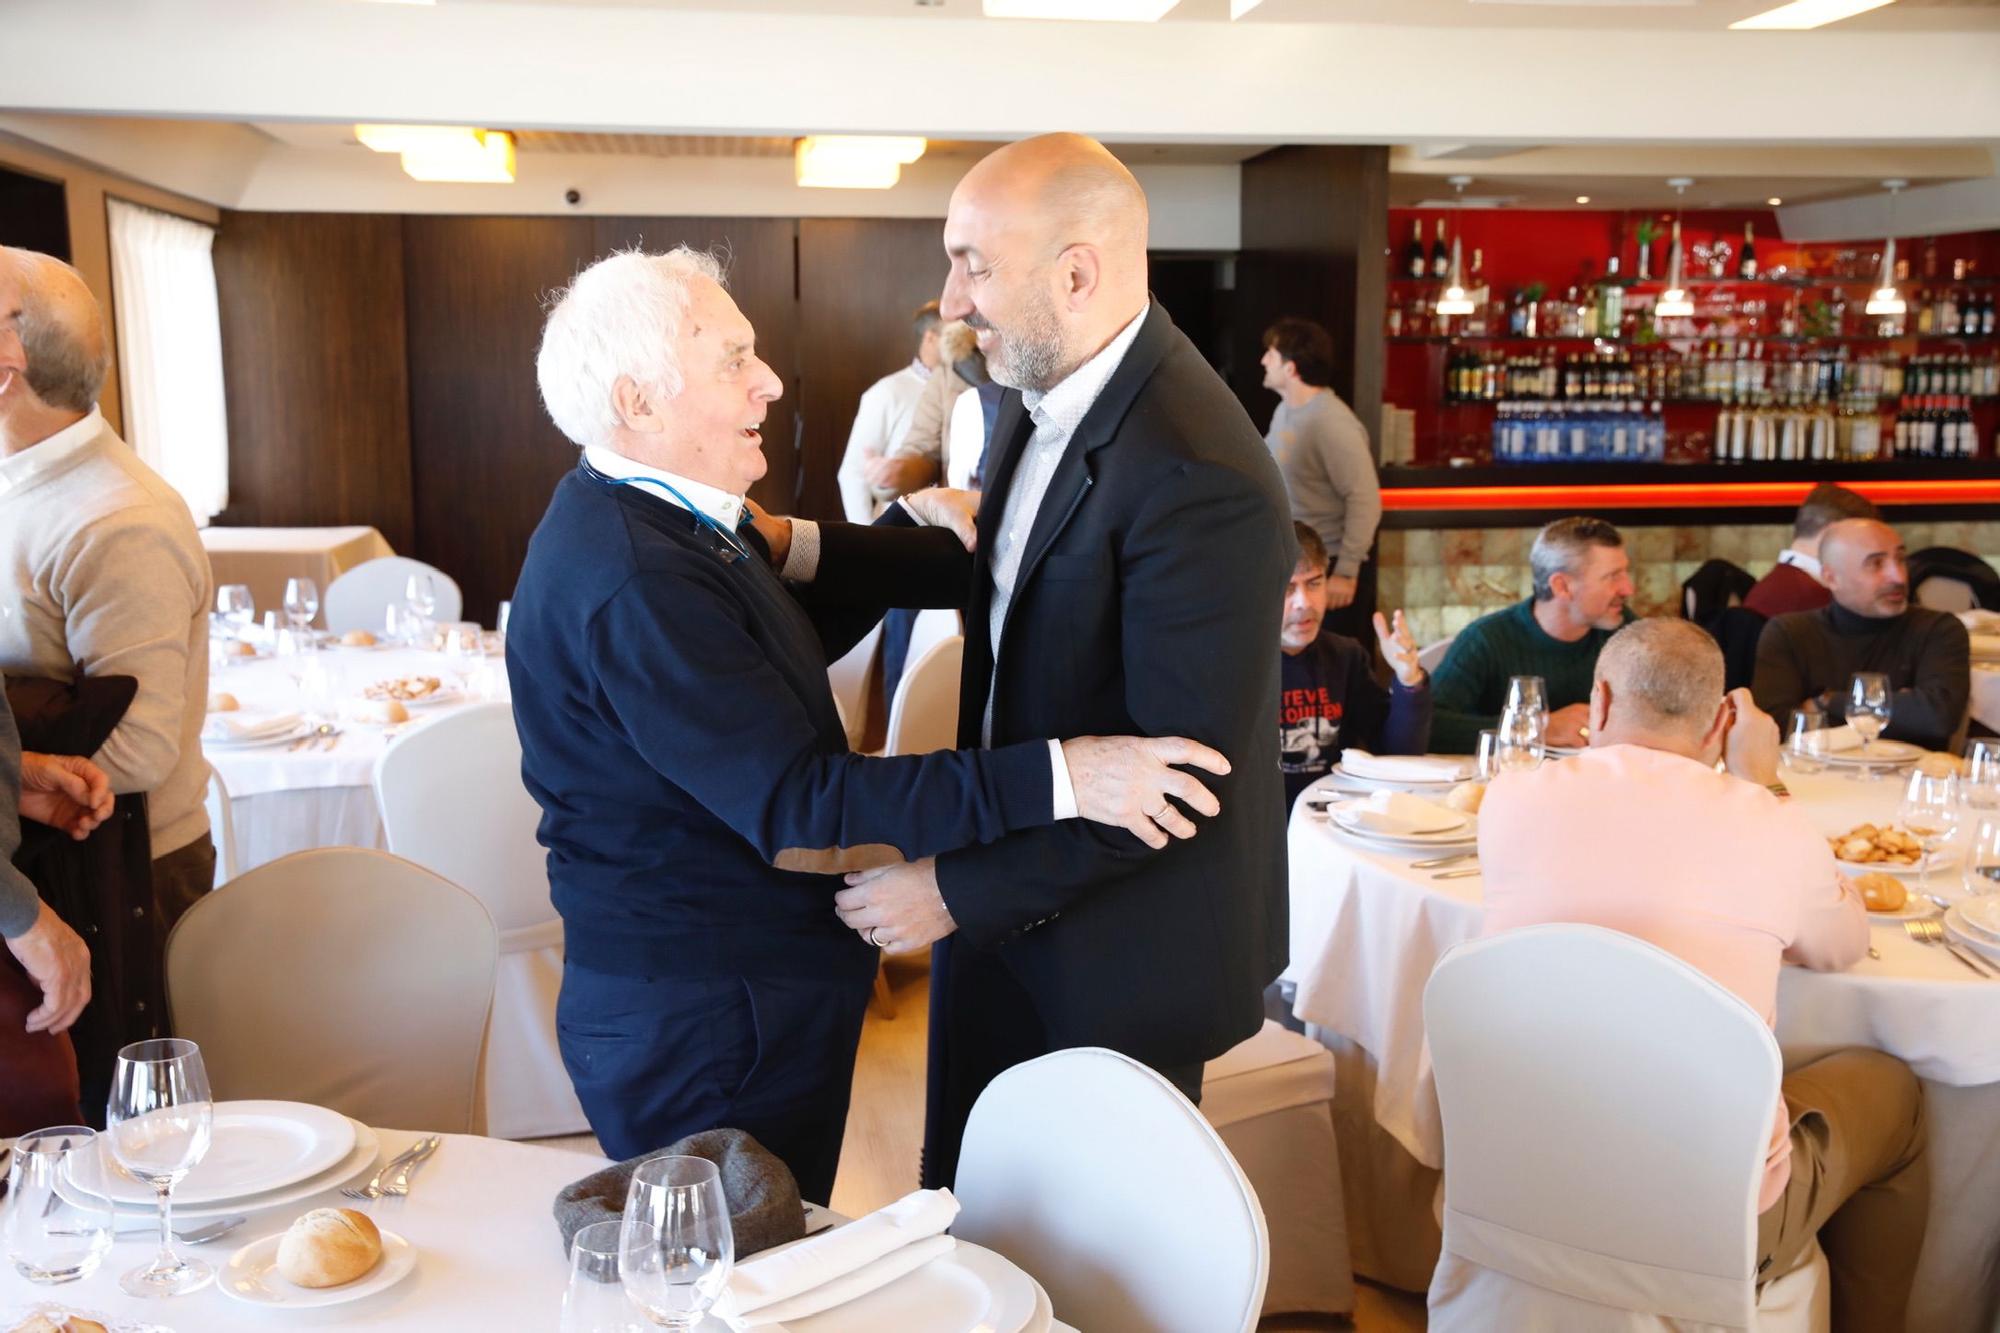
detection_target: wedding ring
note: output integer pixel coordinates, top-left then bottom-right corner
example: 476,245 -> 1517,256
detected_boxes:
866,926 -> 887,948
1146,805 -> 1170,821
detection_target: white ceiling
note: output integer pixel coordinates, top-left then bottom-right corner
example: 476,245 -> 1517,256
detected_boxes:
455,0 -> 2000,30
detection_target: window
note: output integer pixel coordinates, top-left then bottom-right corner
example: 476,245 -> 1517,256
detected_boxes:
106,198 -> 229,524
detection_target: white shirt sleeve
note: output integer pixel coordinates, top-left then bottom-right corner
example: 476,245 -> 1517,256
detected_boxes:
947,387 -> 985,491
838,384 -> 888,524
1048,738 -> 1078,820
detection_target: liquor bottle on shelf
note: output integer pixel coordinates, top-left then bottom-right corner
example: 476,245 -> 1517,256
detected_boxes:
1403,219 -> 1427,280
1431,220 -> 1450,281
1740,222 -> 1758,280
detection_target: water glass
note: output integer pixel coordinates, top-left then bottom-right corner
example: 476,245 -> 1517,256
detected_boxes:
283,577 -> 319,634
442,621 -> 483,683
1897,769 -> 1960,901
1496,707 -> 1544,774
106,1038 -> 214,1297
619,1156 -> 733,1329
1474,729 -> 1501,782
1504,676 -> 1548,718
1965,814 -> 2000,897
1784,708 -> 1828,775
215,585 -> 254,639
404,574 -> 438,637
1846,672 -> 1892,767
564,1220 -> 647,1333
1967,740 -> 2000,811
4,1127 -> 114,1284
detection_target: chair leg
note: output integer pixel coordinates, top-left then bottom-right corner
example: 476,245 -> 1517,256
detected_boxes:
870,962 -> 896,1020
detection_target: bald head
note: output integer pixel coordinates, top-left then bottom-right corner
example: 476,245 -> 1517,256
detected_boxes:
940,134 -> 1150,392
1819,518 -> 1910,619
0,246 -> 110,416
1590,618 -> 1726,751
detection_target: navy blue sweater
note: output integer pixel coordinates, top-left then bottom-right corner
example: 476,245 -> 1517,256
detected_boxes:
507,467 -> 1052,983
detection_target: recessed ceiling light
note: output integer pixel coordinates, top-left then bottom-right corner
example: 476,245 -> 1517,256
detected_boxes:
1730,0 -> 1896,32
1575,195 -> 1591,204
1767,197 -> 1784,206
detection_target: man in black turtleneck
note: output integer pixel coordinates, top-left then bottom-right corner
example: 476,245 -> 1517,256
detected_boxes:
1752,518 -> 1971,751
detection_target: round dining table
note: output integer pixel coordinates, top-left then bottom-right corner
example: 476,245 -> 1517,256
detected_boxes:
204,643 -> 509,876
1282,759 -> 2000,1333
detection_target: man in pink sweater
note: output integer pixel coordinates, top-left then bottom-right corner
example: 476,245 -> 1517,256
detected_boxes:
1479,617 -> 1927,1333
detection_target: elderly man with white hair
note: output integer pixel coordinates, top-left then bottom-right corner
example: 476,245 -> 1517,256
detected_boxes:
506,247 -> 1230,1196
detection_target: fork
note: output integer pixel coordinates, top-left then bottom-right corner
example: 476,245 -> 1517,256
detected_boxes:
380,1135 -> 441,1197
311,723 -> 342,751
1412,852 -> 1477,870
341,1138 -> 432,1201
1904,918 -> 1997,977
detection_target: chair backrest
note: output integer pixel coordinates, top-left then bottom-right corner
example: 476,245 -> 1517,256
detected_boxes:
825,621 -> 882,750
165,847 -> 497,1132
884,635 -> 963,756
954,1046 -> 1269,1333
1424,924 -> 1781,1328
373,702 -> 556,945
1908,545 -> 2000,612
1417,635 -> 1456,674
1914,575 -> 1976,613
905,608 -> 961,675
203,762 -> 239,887
324,556 -> 464,633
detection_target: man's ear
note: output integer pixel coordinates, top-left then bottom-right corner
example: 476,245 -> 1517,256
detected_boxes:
1589,678 -> 1612,735
1058,243 -> 1102,310
612,375 -> 662,435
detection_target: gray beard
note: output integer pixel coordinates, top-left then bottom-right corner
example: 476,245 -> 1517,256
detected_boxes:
983,300 -> 1070,393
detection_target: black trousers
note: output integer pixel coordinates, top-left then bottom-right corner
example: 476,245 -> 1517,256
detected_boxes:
919,936 -> 1203,1191
557,962 -> 872,1203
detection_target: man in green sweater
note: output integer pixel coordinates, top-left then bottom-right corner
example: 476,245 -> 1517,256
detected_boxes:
1429,516 -> 1635,753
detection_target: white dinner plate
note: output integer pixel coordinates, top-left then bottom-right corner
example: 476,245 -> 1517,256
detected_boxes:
1835,851 -> 1946,879
1331,805 -> 1466,837
1944,909 -> 2000,966
1323,816 -> 1478,850
1863,894 -> 1938,922
1819,739 -> 1924,767
100,1101 -> 355,1206
785,1241 -> 1040,1333
64,1119 -> 379,1221
202,721 -> 316,750
1328,761 -> 1469,789
220,1226 -> 415,1308
1952,896 -> 2000,943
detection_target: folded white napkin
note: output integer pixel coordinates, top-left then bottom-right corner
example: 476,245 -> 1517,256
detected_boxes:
1334,789 -> 1461,835
201,711 -> 300,743
1339,749 -> 1467,783
1819,724 -> 1863,753
715,1188 -> 959,1328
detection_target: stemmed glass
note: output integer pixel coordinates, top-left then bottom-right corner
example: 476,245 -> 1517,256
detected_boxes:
215,585 -> 254,641
1496,707 -> 1544,774
1505,676 -> 1548,719
442,622 -> 483,695
1897,770 -> 1960,904
619,1156 -> 734,1330
1964,814 -> 2000,897
564,1220 -> 646,1333
1784,708 -> 1828,775
1846,673 -> 1892,775
105,1038 -> 215,1297
404,575 -> 438,646
1966,740 -> 2000,811
1474,729 -> 1501,782
4,1126 -> 115,1284
283,577 -> 320,644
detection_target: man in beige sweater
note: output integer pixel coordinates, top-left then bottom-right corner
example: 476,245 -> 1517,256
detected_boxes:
0,247 -> 215,998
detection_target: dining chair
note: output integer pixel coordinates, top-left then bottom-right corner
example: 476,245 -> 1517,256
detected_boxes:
373,701 -> 587,1139
954,1046 -> 1269,1333
165,847 -> 497,1134
883,635 -> 963,757
1416,634 -> 1456,674
202,761 -> 240,888
1200,1019 -> 1353,1318
826,620 -> 881,751
323,555 -> 464,634
1423,924 -> 1828,1332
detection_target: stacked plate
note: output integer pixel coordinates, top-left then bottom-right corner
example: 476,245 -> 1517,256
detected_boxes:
1323,800 -> 1477,851
1818,738 -> 1924,771
1945,896 -> 2000,967
62,1101 -> 379,1222
1327,755 -> 1473,792
788,1242 -> 1044,1333
202,713 -> 314,750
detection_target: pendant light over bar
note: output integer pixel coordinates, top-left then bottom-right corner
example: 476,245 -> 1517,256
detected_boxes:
1654,178 -> 1696,320
1434,176 -> 1476,317
1866,179 -> 1909,317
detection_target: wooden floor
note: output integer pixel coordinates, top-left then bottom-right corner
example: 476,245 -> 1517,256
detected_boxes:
536,949 -> 1428,1331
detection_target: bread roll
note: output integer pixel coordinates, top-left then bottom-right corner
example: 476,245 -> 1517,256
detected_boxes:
345,698 -> 410,726
226,640 -> 259,657
207,691 -> 240,713
1854,871 -> 1907,913
277,1207 -> 382,1288
340,629 -> 379,647
11,1317 -> 109,1333
1442,780 -> 1486,814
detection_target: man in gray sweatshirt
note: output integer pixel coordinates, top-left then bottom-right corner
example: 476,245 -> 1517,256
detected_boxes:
0,248 -> 215,998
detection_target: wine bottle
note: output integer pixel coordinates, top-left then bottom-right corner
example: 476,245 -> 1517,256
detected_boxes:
1403,219 -> 1426,280
1739,222 -> 1758,280
1431,219 -> 1450,281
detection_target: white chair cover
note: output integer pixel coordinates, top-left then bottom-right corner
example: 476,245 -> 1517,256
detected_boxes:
165,847 -> 497,1133
884,635 -> 963,757
1914,575 -> 1977,613
1202,1020 -> 1354,1317
1417,634 -> 1456,674
826,621 -> 881,750
373,701 -> 585,1139
1423,924 -> 1827,1332
203,761 -> 239,887
955,1046 -> 1269,1333
904,608 -> 961,678
324,555 -> 464,633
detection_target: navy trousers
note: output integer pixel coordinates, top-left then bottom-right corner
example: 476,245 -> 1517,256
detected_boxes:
557,962 -> 872,1203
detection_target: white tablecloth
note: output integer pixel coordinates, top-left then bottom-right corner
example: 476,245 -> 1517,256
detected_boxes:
1283,764 -> 2000,1333
206,646 -> 507,874
1973,663 -> 2000,734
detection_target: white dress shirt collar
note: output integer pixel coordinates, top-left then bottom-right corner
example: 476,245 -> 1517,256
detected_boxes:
0,406 -> 104,496
1776,548 -> 1822,580
582,444 -> 746,531
1020,303 -> 1151,440
910,357 -> 933,383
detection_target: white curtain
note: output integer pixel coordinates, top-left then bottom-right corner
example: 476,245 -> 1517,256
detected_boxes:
107,198 -> 230,524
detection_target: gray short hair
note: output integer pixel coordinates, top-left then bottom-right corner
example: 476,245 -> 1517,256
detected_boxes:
1594,618 -> 1723,736
1530,517 -> 1624,601
535,246 -> 726,449
9,251 -> 108,413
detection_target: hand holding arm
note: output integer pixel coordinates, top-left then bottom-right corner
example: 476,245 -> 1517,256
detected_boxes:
1060,735 -> 1229,849
19,752 -> 115,840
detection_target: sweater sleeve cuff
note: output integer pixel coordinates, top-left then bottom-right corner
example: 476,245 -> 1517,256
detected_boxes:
1333,554 -> 1364,578
0,867 -> 42,940
779,519 -> 821,582
1048,739 -> 1078,820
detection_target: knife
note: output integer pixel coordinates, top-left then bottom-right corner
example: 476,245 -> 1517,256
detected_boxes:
1433,867 -> 1482,880
1945,940 -> 2000,980
386,1135 -> 442,1195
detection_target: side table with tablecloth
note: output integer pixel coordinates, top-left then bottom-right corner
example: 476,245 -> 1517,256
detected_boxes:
200,526 -> 394,628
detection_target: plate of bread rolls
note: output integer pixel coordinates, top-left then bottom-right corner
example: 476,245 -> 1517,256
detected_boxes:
220,1208 -> 414,1308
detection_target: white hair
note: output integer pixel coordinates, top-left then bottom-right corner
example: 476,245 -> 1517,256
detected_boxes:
535,246 -> 726,448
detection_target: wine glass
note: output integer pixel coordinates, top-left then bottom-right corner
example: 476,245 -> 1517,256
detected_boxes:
1964,814 -> 2000,897
1496,706 -> 1545,774
404,574 -> 438,646
1784,708 -> 1827,776
215,585 -> 254,640
1474,729 -> 1501,782
442,621 -> 483,694
4,1126 -> 115,1284
1967,740 -> 2000,811
105,1038 -> 215,1297
564,1220 -> 647,1333
1846,673 -> 1892,774
1897,769 -> 1960,904
282,577 -> 320,636
619,1156 -> 734,1330
1504,676 -> 1548,719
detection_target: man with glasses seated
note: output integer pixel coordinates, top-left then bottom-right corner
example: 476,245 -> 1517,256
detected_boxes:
1752,518 -> 1971,753
1480,618 -> 1928,1332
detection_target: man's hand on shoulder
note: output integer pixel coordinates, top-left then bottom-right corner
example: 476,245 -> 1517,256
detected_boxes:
1060,735 -> 1231,849
900,488 -> 981,553
742,498 -> 792,569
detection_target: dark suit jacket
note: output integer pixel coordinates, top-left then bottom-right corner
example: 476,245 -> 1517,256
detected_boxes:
933,304 -> 1297,1069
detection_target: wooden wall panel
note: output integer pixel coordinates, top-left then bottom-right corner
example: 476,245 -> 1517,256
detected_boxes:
797,218 -> 949,522
401,215 -> 596,625
212,211 -> 415,549
590,217 -> 801,513
1235,146 -> 1389,453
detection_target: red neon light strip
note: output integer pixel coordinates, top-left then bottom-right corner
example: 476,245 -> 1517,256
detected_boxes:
1381,480 -> 2000,512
